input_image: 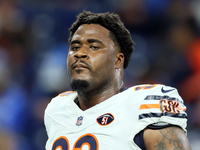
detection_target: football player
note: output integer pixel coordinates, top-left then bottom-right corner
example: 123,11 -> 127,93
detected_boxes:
44,11 -> 191,150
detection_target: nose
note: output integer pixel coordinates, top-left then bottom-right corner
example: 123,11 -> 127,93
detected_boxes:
74,46 -> 88,59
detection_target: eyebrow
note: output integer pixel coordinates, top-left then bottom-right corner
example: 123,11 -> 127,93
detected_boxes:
87,39 -> 103,45
70,39 -> 104,45
70,40 -> 80,45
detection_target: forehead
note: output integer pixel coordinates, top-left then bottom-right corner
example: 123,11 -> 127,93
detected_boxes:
71,24 -> 111,42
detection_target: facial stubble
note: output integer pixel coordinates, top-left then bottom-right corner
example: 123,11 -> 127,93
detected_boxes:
70,79 -> 90,92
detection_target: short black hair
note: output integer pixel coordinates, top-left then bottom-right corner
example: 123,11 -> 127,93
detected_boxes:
69,10 -> 135,69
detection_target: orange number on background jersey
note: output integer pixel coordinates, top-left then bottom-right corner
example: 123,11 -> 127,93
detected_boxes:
59,91 -> 75,97
134,84 -> 156,91
52,134 -> 99,150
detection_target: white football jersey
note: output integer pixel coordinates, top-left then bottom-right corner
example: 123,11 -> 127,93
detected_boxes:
44,84 -> 187,150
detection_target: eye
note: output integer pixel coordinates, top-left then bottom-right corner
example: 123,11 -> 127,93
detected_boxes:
90,46 -> 99,50
71,46 -> 80,51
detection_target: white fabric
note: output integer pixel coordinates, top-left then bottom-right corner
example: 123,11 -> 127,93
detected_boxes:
44,84 -> 187,150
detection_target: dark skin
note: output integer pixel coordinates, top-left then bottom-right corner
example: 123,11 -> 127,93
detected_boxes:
67,24 -> 124,111
144,126 -> 191,150
67,24 -> 191,150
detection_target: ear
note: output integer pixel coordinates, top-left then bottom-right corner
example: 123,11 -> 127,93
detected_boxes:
115,52 -> 124,69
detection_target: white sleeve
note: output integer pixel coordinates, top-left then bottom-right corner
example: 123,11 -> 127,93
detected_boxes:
138,85 -> 187,132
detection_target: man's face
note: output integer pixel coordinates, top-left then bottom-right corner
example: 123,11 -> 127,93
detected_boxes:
67,24 -> 120,92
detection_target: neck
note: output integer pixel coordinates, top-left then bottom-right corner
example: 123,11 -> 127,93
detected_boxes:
77,81 -> 124,111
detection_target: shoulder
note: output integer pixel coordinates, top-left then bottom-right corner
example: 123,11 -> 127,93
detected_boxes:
44,91 -> 77,133
45,91 -> 76,113
128,84 -> 187,132
130,84 -> 179,95
126,84 -> 184,105
128,84 -> 184,103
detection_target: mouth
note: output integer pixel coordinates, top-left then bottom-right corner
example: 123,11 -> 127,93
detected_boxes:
71,60 -> 90,70
73,64 -> 88,69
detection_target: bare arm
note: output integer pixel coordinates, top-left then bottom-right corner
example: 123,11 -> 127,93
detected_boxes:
144,126 -> 191,150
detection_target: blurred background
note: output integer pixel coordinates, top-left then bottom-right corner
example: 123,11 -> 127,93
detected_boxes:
0,0 -> 200,149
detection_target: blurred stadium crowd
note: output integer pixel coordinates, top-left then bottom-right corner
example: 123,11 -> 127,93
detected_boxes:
0,0 -> 200,149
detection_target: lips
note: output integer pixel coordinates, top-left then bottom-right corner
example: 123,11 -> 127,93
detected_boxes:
71,60 -> 90,70
73,63 -> 88,69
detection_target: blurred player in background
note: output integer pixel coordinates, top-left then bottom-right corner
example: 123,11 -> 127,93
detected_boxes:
44,11 -> 191,150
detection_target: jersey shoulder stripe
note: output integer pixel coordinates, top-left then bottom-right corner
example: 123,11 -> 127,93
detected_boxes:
139,112 -> 187,120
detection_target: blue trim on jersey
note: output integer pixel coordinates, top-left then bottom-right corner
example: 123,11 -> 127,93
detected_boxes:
139,112 -> 187,120
144,95 -> 183,104
134,130 -> 145,150
120,86 -> 128,92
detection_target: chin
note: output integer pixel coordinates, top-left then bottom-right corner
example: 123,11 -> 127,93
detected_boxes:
70,79 -> 90,92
